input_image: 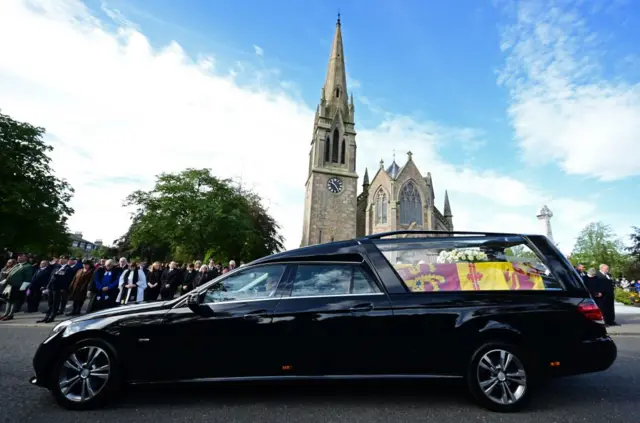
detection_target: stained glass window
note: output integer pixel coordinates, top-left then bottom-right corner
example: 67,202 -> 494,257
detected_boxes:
399,182 -> 422,225
375,190 -> 388,224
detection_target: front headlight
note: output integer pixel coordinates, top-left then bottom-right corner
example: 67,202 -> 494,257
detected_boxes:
43,320 -> 72,344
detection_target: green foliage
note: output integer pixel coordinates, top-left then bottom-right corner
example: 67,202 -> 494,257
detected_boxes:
628,226 -> 640,260
69,247 -> 87,259
0,110 -> 74,256
93,245 -> 119,260
121,168 -> 284,263
504,245 -> 538,260
571,222 -> 626,275
615,287 -> 640,306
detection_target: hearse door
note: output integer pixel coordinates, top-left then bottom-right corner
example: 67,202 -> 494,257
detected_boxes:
157,263 -> 290,380
271,262 -> 395,377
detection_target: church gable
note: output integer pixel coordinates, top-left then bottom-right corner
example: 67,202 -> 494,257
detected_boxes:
393,159 -> 431,206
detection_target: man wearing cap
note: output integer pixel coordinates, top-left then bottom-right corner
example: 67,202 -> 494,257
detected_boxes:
38,256 -> 75,323
0,253 -> 34,321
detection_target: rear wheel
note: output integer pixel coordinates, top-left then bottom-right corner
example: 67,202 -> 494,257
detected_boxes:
51,338 -> 121,410
467,342 -> 532,412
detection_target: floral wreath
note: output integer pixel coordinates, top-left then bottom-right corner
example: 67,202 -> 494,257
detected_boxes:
437,249 -> 488,264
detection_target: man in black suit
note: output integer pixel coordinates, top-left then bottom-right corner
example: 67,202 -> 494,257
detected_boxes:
596,263 -> 618,326
27,260 -> 52,312
575,264 -> 587,279
38,256 -> 76,323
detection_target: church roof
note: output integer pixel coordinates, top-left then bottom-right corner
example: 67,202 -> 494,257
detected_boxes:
386,160 -> 400,179
323,16 -> 349,113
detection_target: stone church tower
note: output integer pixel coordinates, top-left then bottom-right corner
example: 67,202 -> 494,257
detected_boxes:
300,16 -> 358,247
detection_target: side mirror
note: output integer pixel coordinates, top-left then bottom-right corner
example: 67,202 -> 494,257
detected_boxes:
187,292 -> 214,317
187,292 -> 201,306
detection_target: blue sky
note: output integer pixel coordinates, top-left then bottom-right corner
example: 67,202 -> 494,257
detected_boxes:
0,0 -> 638,253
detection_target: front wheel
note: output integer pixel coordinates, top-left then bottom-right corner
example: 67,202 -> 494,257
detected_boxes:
467,342 -> 532,412
51,338 -> 121,410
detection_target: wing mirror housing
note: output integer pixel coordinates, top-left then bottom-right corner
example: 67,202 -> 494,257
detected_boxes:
187,291 -> 214,317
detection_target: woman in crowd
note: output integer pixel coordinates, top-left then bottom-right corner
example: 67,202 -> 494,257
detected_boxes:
192,265 -> 210,290
145,261 -> 163,301
66,259 -> 95,315
583,268 -> 606,310
1,259 -> 16,282
116,261 -> 147,305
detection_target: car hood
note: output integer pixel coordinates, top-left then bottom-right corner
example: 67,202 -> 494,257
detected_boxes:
65,301 -> 171,324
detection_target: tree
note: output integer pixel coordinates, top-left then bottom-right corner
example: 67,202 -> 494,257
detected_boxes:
123,168 -> 284,263
0,110 -> 74,256
628,226 -> 640,260
571,222 -> 625,275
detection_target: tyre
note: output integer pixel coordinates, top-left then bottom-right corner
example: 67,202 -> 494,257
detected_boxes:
466,342 -> 532,412
50,338 -> 121,410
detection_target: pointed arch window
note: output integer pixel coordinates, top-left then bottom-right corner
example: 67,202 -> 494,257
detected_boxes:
324,136 -> 330,163
340,139 -> 346,164
399,182 -> 423,225
375,190 -> 388,224
331,128 -> 339,163
336,87 -> 341,98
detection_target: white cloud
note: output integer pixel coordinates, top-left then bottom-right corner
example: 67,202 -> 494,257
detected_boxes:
253,44 -> 264,57
0,0 -> 596,255
499,0 -> 640,181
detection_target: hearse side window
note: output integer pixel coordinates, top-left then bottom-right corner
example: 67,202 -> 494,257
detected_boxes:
202,264 -> 286,303
291,264 -> 380,297
372,236 -> 564,292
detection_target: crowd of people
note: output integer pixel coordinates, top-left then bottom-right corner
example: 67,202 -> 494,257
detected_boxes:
0,252 -> 244,323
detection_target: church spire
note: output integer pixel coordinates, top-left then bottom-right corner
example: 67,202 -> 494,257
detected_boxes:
444,190 -> 452,217
323,14 -> 349,113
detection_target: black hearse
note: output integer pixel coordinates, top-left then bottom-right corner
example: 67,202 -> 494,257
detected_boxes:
30,231 -> 616,412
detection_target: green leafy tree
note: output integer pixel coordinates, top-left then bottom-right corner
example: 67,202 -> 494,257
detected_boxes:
0,110 -> 74,256
628,226 -> 640,260
571,222 -> 625,275
123,168 -> 284,263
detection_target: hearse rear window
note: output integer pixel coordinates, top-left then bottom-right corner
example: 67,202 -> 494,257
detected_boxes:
372,236 -> 564,292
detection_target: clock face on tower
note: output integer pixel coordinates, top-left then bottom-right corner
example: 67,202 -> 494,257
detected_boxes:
326,177 -> 344,194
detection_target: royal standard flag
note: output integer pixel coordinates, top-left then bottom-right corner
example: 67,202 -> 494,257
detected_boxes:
395,261 -> 546,292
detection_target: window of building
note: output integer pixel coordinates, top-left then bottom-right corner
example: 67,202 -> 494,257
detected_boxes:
289,264 -> 380,297
72,241 -> 78,247
331,129 -> 339,163
375,190 -> 388,224
399,182 -> 423,225
372,236 -> 563,292
324,136 -> 330,162
340,139 -> 346,164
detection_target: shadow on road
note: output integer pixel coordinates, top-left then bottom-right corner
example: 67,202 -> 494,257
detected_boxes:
105,376 -> 630,412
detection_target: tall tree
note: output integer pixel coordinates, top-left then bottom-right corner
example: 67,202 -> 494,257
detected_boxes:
123,168 -> 284,263
0,111 -> 74,255
628,226 -> 640,260
571,222 -> 624,274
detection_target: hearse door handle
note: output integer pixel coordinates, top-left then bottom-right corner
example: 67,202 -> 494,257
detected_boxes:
244,310 -> 268,320
350,303 -> 374,312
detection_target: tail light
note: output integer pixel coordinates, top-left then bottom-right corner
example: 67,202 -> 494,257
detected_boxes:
578,299 -> 605,324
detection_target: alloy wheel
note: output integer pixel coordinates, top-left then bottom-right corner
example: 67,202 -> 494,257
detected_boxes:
57,345 -> 111,403
476,349 -> 527,406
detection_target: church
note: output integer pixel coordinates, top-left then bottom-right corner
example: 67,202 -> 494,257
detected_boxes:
300,17 -> 454,247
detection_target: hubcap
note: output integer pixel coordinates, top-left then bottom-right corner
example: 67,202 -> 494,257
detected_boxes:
58,346 -> 111,403
476,349 -> 526,405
